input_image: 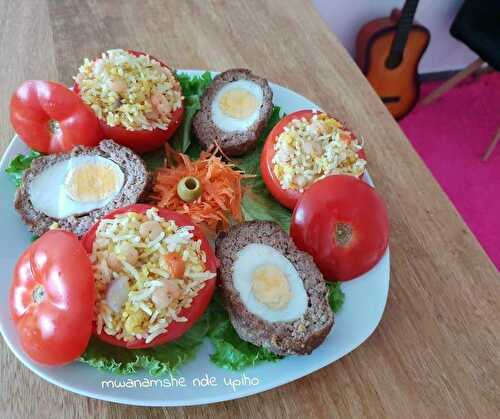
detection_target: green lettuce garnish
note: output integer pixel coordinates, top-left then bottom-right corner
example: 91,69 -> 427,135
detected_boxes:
236,106 -> 293,232
80,309 -> 211,376
236,105 -> 282,175
206,293 -> 281,371
326,282 -> 345,313
5,151 -> 41,186
141,149 -> 166,172
241,178 -> 292,232
171,71 -> 213,158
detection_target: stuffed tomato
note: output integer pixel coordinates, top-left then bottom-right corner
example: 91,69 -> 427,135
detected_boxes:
74,49 -> 184,153
82,204 -> 217,349
260,109 -> 367,210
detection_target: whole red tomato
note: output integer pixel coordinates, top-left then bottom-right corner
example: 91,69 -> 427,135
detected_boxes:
10,80 -> 103,154
290,175 -> 389,281
9,230 -> 95,365
261,109 -> 366,210
81,204 -> 218,349
74,50 -> 184,154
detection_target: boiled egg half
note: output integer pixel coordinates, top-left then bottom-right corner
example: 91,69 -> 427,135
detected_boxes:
29,155 -> 125,219
211,80 -> 263,132
232,243 -> 308,322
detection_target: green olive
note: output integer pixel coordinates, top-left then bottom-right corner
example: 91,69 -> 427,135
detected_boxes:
177,176 -> 202,202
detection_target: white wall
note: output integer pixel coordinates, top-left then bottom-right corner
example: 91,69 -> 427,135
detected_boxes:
313,0 -> 477,73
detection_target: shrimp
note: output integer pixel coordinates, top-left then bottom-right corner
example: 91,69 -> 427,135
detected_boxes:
139,220 -> 162,241
118,243 -> 139,265
151,281 -> 180,310
107,253 -> 122,272
106,277 -> 129,312
151,287 -> 170,310
144,109 -> 160,121
151,92 -> 171,117
302,141 -> 314,155
164,281 -> 181,299
110,79 -> 128,94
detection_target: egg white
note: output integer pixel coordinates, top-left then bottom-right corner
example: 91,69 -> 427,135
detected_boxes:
232,243 -> 308,323
29,155 -> 125,219
211,80 -> 263,132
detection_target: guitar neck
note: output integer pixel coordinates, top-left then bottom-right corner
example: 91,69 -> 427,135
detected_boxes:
386,0 -> 420,68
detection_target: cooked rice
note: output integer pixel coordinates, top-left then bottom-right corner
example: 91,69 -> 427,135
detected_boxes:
75,49 -> 182,131
91,207 -> 215,344
272,112 -> 367,191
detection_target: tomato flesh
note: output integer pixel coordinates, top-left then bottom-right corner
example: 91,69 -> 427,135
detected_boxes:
261,109 -> 366,210
81,204 -> 218,349
9,230 -> 95,365
290,175 -> 389,281
10,80 -> 103,154
74,50 -> 184,154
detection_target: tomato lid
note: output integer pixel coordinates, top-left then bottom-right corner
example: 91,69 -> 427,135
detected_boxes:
9,230 -> 95,365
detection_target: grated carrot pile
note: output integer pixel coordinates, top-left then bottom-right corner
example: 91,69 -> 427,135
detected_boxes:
150,149 -> 248,235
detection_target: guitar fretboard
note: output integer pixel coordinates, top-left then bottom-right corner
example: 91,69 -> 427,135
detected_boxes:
386,0 -> 420,69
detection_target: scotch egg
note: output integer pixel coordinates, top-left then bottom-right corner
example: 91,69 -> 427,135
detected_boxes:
14,140 -> 150,237
216,221 -> 334,356
193,68 -> 274,157
29,155 -> 125,219
232,243 -> 308,322
211,79 -> 264,132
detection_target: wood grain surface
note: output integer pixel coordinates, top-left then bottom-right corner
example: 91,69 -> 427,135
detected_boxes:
1,1 -> 499,418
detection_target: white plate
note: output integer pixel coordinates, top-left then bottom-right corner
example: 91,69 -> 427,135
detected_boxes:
0,70 -> 390,406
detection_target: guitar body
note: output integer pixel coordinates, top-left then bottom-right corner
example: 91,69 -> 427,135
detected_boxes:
356,10 -> 430,119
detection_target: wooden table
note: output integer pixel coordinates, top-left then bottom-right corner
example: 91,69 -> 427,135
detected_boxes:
1,1 -> 499,417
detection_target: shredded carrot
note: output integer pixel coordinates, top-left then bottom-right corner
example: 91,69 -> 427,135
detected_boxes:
150,147 -> 249,235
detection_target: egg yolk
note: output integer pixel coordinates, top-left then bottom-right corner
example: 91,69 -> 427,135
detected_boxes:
65,164 -> 120,202
218,88 -> 258,119
251,264 -> 292,310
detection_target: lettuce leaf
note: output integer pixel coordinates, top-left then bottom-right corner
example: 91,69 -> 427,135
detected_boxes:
236,106 -> 293,231
80,310 -> 210,376
206,293 -> 281,371
4,151 -> 41,186
241,178 -> 291,232
237,106 -> 282,175
326,282 -> 345,313
170,71 -> 212,156
141,148 -> 166,172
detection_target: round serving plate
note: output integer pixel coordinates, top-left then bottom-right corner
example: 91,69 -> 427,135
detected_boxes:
0,69 -> 390,406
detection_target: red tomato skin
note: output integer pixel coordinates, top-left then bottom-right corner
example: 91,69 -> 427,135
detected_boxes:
10,80 -> 103,154
290,175 -> 389,281
260,109 -> 366,210
9,230 -> 95,365
81,204 -> 218,349
74,50 -> 184,154
99,105 -> 184,154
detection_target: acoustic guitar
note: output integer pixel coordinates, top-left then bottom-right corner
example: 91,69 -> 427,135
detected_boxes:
356,0 -> 430,119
